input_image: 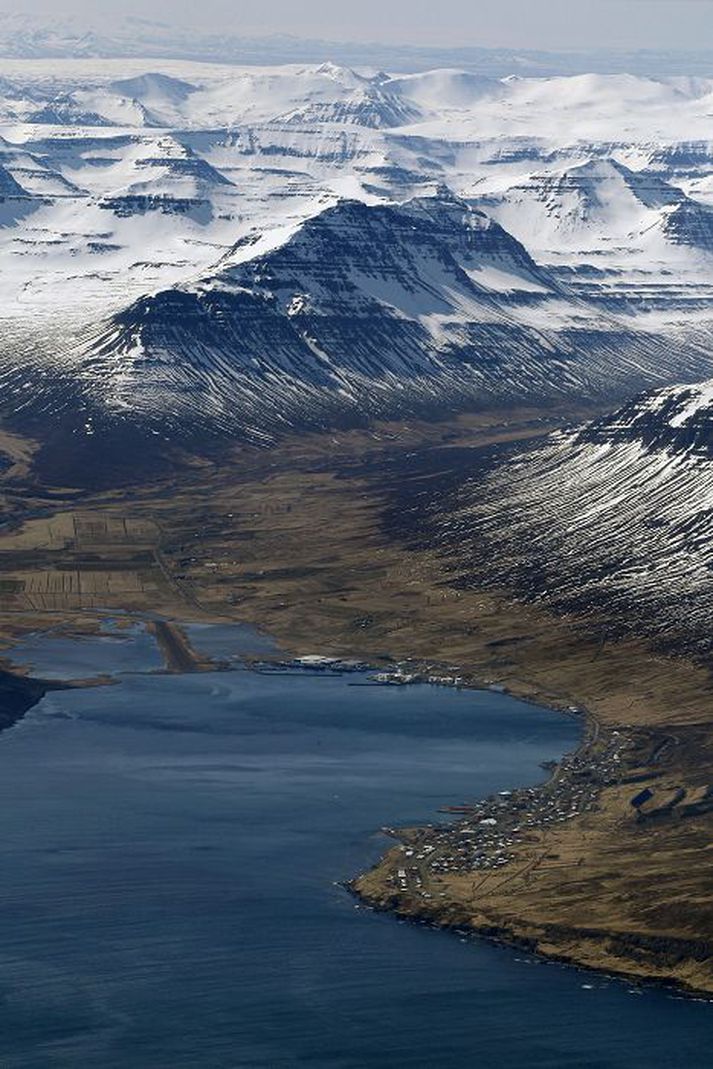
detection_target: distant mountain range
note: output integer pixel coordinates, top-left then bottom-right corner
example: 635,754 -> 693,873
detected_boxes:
5,13 -> 713,77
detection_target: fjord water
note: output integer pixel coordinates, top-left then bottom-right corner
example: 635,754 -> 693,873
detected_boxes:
0,631 -> 711,1067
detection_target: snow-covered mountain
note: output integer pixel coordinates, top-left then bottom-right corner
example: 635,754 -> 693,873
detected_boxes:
443,379 -> 713,655
4,60 -> 713,446
478,158 -> 683,249
10,189 -> 713,444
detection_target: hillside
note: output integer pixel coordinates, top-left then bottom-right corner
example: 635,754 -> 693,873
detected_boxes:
442,378 -> 713,655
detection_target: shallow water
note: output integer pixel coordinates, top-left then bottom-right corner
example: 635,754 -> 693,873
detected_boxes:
0,629 -> 710,1067
7,620 -> 163,679
183,621 -> 278,659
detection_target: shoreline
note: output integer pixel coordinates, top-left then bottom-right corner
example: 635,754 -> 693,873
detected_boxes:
0,412 -> 710,1001
347,670 -> 713,996
346,884 -> 713,1002
3,613 -> 713,999
226,640 -> 713,1000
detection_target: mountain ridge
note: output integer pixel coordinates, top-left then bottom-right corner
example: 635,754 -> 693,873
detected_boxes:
26,190 -> 713,445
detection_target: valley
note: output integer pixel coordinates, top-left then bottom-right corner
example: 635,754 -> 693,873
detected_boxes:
0,400 -> 712,995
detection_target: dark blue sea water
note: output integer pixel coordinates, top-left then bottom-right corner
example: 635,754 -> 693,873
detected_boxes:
0,628 -> 711,1067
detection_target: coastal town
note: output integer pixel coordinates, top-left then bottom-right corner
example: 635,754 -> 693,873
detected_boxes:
370,725 -> 632,898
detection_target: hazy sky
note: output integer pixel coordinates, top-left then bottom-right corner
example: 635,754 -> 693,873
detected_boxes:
8,0 -> 713,51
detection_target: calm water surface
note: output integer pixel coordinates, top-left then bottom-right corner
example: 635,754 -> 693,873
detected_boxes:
0,627 -> 711,1067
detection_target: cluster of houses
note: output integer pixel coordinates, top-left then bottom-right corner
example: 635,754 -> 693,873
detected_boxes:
387,729 -> 632,894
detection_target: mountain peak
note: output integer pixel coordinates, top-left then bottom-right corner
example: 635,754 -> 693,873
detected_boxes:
109,72 -> 197,103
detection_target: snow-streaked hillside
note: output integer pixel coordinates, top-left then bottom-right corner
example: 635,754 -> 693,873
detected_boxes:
443,380 -> 713,655
3,60 -> 713,442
